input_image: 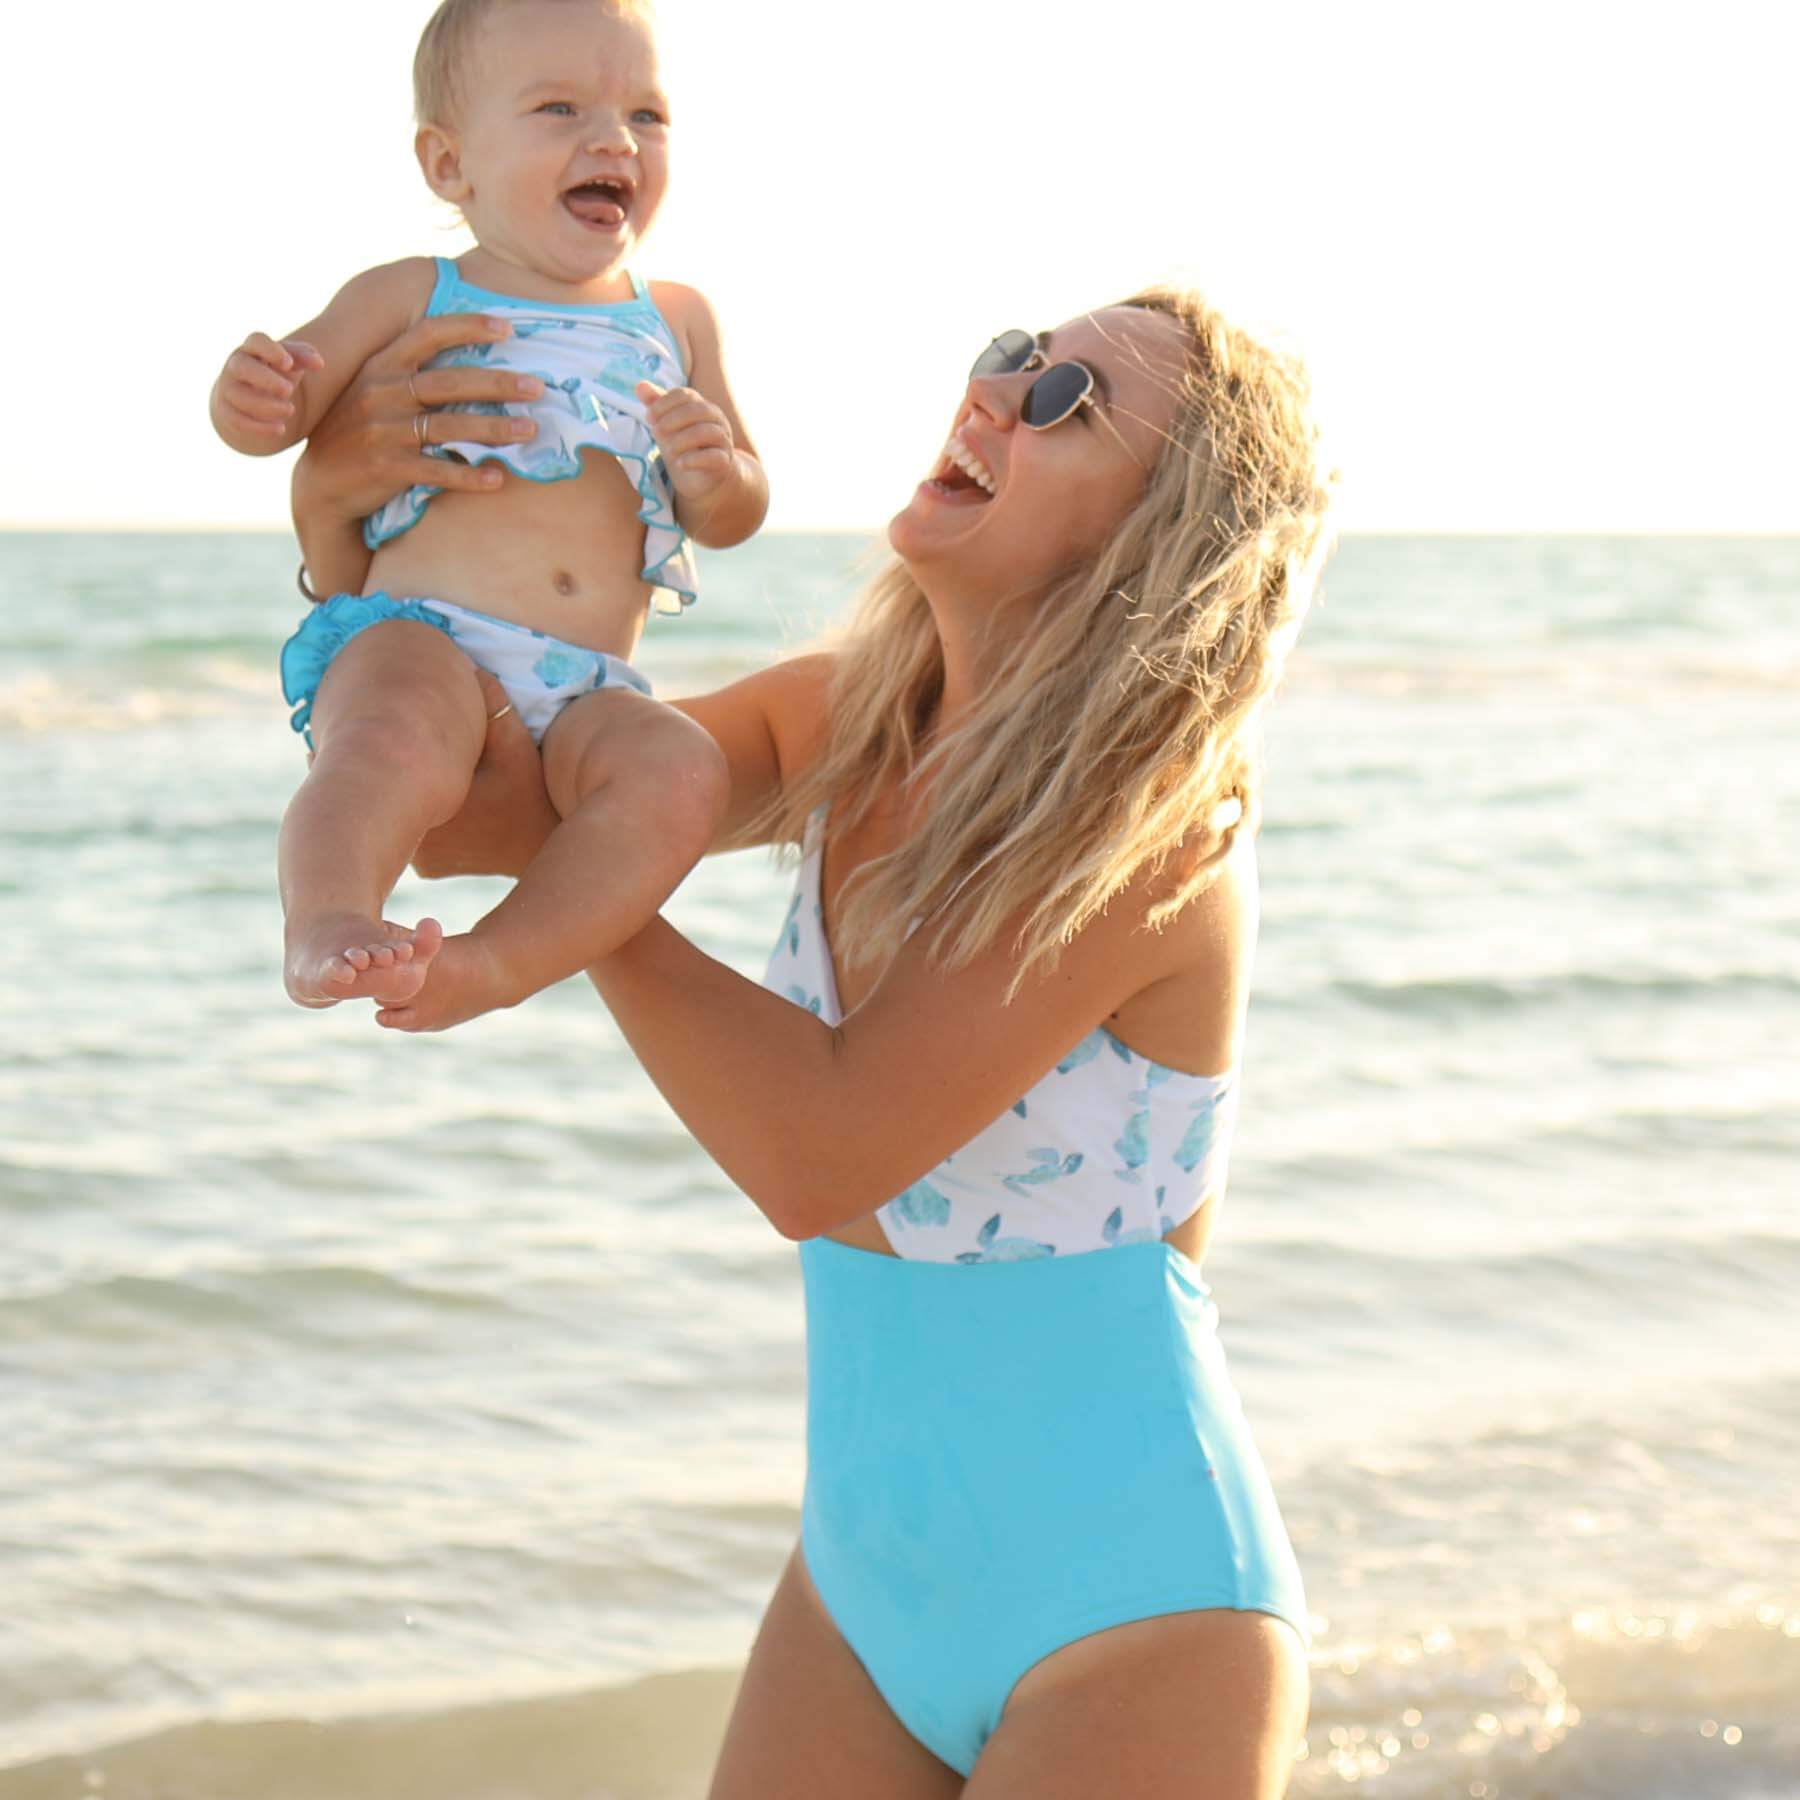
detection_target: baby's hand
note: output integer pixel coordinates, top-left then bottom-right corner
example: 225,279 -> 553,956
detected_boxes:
216,332 -> 327,441
636,381 -> 736,500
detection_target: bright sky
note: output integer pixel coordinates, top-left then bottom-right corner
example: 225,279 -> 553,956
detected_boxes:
4,0 -> 1795,533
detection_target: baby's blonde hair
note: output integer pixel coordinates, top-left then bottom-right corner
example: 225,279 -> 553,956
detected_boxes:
413,0 -> 653,126
763,286 -> 1337,1000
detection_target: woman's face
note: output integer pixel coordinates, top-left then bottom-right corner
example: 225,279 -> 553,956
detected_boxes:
889,306 -> 1187,604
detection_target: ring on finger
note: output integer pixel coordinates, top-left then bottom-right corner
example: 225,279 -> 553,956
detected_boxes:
488,703 -> 515,723
414,411 -> 430,449
407,373 -> 423,406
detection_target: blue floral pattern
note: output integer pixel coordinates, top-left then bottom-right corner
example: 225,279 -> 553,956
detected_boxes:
362,260 -> 698,614
759,814 -> 1242,1263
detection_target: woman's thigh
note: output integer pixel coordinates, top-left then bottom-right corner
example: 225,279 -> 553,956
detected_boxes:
965,1609 -> 1308,1800
709,1547 -> 966,1800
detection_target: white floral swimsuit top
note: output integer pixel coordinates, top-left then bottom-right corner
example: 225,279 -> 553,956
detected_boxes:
363,258 -> 698,615
763,815 -> 1241,1262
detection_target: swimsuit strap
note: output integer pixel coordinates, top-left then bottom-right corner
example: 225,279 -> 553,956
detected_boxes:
629,270 -> 651,304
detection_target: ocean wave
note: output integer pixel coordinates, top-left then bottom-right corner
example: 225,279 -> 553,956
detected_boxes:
0,664 -> 276,733
0,1264 -> 532,1347
1278,966 -> 1800,1019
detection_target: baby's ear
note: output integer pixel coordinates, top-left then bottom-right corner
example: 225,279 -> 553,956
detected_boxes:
415,124 -> 471,205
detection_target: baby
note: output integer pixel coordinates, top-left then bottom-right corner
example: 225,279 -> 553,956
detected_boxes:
210,0 -> 762,1031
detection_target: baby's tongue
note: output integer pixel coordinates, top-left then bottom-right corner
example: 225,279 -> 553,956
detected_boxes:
565,186 -> 626,227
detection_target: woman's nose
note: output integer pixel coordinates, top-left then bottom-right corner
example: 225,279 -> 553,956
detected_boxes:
964,373 -> 1021,430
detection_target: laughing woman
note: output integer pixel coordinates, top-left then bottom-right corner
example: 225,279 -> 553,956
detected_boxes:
294,286 -> 1335,1798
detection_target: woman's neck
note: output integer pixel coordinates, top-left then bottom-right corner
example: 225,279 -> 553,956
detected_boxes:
927,594 -> 1026,735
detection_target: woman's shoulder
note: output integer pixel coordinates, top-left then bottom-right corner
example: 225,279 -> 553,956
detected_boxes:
1100,823 -> 1259,1075
760,651 -> 838,780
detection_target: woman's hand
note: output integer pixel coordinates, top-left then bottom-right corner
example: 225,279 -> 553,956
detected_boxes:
290,312 -> 545,594
411,675 -> 559,880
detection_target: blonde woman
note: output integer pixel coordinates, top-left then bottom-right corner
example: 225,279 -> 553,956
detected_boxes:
295,287 -> 1335,1798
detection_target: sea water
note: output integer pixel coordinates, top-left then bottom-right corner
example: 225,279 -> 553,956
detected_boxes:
2,531 -> 1796,1796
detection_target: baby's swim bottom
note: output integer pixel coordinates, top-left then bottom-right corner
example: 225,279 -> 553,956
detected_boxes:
797,1235 -> 1307,1777
279,592 -> 651,747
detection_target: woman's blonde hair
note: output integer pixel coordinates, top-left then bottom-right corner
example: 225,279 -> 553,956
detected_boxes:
763,286 -> 1336,999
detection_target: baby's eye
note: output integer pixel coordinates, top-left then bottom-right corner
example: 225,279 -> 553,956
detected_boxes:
631,107 -> 668,126
536,100 -> 576,117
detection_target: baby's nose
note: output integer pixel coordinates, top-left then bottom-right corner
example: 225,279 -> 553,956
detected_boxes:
586,115 -> 635,152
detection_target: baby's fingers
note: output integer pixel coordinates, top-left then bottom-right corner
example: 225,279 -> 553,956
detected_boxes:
227,347 -> 299,402
655,418 -> 733,462
240,330 -> 304,375
635,381 -> 720,426
282,338 -> 326,373
224,383 -> 298,427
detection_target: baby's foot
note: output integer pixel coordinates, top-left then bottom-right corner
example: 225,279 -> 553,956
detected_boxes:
373,932 -> 519,1034
285,913 -> 444,1008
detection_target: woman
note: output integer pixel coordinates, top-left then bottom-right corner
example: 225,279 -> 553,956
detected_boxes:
294,287 -> 1335,1798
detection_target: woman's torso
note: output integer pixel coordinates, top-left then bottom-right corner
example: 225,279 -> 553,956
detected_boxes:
769,790 -> 1254,1265
362,259 -> 696,658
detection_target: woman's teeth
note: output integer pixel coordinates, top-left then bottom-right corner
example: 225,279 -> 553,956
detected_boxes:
938,434 -> 997,496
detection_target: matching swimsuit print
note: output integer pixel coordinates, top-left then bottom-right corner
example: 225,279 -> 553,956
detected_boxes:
362,262 -> 697,611
765,866 -> 1235,1261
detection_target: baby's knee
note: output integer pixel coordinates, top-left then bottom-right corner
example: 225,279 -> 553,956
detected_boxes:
654,714 -> 730,849
313,703 -> 477,807
546,694 -> 724,829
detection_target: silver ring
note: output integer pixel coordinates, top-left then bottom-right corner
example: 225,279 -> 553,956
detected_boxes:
407,373 -> 424,406
413,410 -> 430,449
488,703 -> 515,723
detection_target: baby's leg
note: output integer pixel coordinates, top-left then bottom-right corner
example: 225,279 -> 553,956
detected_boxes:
280,619 -> 488,1006
377,689 -> 727,1031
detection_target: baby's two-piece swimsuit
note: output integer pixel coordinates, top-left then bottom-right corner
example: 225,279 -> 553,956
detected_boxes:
280,258 -> 695,747
763,813 -> 1308,1777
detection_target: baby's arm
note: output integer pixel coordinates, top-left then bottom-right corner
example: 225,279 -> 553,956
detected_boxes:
210,259 -> 438,458
637,283 -> 769,549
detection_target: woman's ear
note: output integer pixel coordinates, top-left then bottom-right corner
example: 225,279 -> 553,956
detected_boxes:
416,124 -> 472,205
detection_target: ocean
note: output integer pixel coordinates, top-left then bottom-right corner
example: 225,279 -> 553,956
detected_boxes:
1,530 -> 1795,1797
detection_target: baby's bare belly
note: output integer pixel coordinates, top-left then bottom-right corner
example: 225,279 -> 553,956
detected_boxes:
364,454 -> 654,660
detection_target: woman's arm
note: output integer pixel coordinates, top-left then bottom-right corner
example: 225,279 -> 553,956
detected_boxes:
288,309 -> 553,597
573,868 -> 1228,1242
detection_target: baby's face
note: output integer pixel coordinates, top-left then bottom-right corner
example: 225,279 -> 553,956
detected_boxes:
436,1 -> 670,285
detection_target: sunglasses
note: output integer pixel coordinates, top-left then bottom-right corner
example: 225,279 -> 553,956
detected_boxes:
970,330 -> 1100,430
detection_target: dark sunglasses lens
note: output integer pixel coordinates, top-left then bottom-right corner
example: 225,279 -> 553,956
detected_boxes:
1020,362 -> 1092,428
970,329 -> 1036,379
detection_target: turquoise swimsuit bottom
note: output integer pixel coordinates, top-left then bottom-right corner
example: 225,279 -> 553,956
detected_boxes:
766,818 -> 1308,1777
278,593 -> 650,751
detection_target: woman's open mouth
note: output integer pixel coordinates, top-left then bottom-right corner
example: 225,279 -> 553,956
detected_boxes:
561,176 -> 632,229
923,432 -> 997,504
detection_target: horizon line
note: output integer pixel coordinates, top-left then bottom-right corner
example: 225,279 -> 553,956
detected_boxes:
3,522 -> 1799,541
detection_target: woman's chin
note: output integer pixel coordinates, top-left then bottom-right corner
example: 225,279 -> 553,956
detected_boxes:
888,487 -> 973,564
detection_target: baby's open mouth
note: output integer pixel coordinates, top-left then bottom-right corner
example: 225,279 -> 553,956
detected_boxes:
562,177 -> 631,228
